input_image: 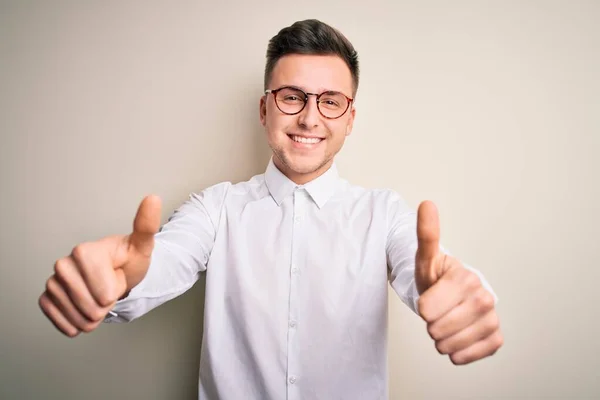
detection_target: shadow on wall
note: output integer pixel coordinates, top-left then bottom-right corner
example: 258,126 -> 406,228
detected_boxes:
228,71 -> 273,171
204,78 -> 273,184
112,80 -> 272,398
4,78 -> 275,400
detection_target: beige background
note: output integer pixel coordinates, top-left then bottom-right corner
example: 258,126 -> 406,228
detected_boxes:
1,0 -> 598,399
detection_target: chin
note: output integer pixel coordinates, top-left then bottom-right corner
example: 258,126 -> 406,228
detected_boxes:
280,153 -> 330,175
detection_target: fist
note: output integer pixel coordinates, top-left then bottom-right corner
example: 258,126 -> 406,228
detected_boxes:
414,200 -> 503,365
38,195 -> 162,337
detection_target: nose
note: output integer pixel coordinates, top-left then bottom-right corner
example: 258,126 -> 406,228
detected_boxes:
297,94 -> 320,129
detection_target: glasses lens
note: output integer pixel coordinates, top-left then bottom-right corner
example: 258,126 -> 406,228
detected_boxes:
318,92 -> 349,118
275,87 -> 306,114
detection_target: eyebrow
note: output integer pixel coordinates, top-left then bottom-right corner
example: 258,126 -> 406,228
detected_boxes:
284,85 -> 350,96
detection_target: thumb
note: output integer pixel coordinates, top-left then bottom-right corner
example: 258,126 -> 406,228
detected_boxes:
416,200 -> 441,264
128,195 -> 162,258
415,200 -> 442,294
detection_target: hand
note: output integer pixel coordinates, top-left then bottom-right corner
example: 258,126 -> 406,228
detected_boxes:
38,195 -> 162,337
414,200 -> 503,365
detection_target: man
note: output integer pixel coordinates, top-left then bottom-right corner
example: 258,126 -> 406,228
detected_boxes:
39,19 -> 503,399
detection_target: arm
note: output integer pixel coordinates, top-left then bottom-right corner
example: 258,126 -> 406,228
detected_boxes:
386,192 -> 497,317
105,183 -> 229,323
386,193 -> 503,365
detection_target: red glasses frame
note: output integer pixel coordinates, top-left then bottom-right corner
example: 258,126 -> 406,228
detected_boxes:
265,86 -> 354,120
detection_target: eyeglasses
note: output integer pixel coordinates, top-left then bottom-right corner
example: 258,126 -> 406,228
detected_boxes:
265,86 -> 353,120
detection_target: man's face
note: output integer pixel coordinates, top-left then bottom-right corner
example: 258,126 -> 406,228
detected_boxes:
260,54 -> 356,184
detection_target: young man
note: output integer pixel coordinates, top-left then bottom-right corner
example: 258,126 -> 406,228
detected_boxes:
39,19 -> 503,399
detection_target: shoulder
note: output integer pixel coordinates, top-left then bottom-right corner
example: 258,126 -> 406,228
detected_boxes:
190,172 -> 267,207
339,180 -> 412,212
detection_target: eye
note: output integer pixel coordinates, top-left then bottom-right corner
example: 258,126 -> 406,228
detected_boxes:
319,97 -> 342,109
278,88 -> 305,104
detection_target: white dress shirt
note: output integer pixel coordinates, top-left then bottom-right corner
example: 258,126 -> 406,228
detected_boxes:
105,158 -> 496,400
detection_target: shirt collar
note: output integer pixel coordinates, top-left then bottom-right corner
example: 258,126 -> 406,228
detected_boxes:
264,157 -> 340,209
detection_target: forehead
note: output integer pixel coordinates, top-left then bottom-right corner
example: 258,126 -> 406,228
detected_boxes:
270,54 -> 353,95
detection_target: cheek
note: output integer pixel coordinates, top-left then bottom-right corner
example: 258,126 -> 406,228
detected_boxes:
266,114 -> 294,135
326,122 -> 348,140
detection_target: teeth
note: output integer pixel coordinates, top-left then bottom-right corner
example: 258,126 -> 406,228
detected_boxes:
291,135 -> 322,144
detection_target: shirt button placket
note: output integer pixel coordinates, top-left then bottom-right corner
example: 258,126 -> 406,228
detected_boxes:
287,188 -> 305,398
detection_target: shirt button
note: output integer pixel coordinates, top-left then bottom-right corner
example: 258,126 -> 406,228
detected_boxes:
289,320 -> 297,328
294,215 -> 302,223
289,376 -> 297,384
291,267 -> 299,274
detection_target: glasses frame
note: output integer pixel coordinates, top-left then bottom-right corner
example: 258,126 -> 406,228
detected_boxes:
265,86 -> 354,120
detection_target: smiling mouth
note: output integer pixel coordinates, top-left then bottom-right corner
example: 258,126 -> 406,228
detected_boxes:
287,134 -> 324,144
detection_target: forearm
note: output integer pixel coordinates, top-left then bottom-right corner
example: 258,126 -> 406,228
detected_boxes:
104,237 -> 203,323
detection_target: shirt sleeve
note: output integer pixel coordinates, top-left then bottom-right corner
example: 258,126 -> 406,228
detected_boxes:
385,191 -> 498,317
104,182 -> 229,323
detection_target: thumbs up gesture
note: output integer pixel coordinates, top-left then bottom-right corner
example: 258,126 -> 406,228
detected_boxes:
415,201 -> 503,365
39,195 -> 162,337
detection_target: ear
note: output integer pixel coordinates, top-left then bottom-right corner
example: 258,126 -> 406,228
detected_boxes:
259,95 -> 267,126
345,106 -> 356,137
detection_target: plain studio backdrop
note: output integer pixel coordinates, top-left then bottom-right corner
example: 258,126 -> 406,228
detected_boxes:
1,1 -> 598,399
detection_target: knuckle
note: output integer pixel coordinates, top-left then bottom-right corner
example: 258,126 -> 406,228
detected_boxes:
427,324 -> 442,341
96,282 -> 117,307
417,298 -> 432,321
97,295 -> 111,308
448,265 -> 463,281
54,259 -> 68,280
45,277 -> 54,294
38,293 -> 49,312
426,324 -> 437,339
464,271 -> 481,291
66,328 -> 80,338
80,320 -> 99,333
89,307 -> 107,322
435,341 -> 448,355
45,276 -> 62,298
450,353 -> 464,365
491,331 -> 504,350
71,243 -> 88,261
474,289 -> 495,312
487,313 -> 500,332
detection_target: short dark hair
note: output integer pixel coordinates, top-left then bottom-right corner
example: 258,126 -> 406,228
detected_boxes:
264,19 -> 360,96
